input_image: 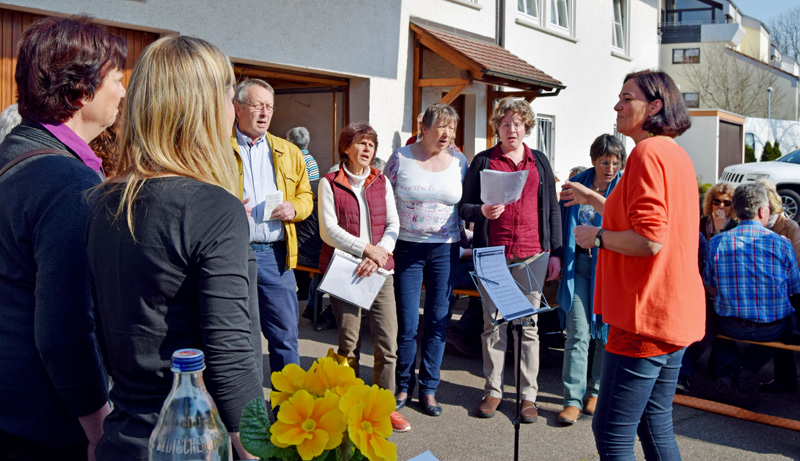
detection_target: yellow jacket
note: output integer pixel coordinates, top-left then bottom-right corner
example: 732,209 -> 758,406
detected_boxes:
231,132 -> 314,269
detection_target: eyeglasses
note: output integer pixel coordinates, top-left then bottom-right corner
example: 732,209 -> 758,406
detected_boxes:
711,199 -> 732,207
598,161 -> 621,168
499,121 -> 525,130
243,102 -> 275,114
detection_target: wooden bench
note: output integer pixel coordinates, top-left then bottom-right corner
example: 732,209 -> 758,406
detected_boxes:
716,334 -> 800,352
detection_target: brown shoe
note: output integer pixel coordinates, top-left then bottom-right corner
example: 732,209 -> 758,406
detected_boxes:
476,396 -> 501,418
558,406 -> 580,425
520,400 -> 538,423
583,397 -> 598,416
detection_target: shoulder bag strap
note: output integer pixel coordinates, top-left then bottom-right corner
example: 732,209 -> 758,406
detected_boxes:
0,148 -> 80,179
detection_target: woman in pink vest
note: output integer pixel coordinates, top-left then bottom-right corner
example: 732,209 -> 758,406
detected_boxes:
318,123 -> 410,433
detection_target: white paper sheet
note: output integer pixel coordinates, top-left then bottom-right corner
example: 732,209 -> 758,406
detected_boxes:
409,451 -> 439,461
262,190 -> 284,222
479,169 -> 528,205
317,249 -> 388,310
472,246 -> 548,322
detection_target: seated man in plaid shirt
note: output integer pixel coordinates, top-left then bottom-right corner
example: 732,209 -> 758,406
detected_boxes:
705,183 -> 800,408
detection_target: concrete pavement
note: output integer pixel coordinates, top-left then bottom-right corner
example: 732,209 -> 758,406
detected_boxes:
261,299 -> 800,460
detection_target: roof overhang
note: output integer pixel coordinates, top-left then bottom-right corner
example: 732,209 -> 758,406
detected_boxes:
410,21 -> 565,97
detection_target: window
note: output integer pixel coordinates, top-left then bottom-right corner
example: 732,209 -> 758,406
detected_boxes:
550,0 -> 572,32
518,0 -> 539,18
612,0 -> 627,53
536,115 -> 555,164
672,48 -> 700,64
683,92 -> 699,108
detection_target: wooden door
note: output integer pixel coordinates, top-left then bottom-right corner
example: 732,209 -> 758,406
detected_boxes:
0,8 -> 158,112
445,92 -> 466,154
718,120 -> 743,179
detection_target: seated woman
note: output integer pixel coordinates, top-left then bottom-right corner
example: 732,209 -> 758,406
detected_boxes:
700,182 -> 737,240
318,122 -> 409,432
88,36 -> 263,460
556,134 -> 625,425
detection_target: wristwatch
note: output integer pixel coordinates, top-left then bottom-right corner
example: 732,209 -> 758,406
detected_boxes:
594,229 -> 605,249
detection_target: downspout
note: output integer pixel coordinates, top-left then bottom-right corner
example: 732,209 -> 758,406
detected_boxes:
496,0 -> 505,47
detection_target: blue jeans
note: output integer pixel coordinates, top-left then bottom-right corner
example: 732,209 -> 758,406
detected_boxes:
593,348 -> 686,460
562,253 -> 604,408
254,243 -> 300,379
394,240 -> 458,397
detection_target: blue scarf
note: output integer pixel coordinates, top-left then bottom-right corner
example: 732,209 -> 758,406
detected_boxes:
556,167 -> 621,342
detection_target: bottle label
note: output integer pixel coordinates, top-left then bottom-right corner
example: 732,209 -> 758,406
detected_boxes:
152,432 -> 226,456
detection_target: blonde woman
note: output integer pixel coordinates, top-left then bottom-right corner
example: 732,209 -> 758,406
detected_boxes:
758,179 -> 800,394
87,36 -> 262,460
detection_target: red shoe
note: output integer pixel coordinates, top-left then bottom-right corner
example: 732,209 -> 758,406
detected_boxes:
390,411 -> 411,432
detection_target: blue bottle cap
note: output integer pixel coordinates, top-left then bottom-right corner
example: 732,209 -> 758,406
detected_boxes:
171,348 -> 205,373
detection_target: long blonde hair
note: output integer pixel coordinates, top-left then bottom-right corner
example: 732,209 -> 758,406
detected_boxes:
111,35 -> 237,233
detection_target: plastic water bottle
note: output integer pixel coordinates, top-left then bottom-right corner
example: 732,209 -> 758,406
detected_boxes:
148,349 -> 232,460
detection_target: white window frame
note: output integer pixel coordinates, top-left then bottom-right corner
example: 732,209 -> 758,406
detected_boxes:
549,0 -> 574,35
611,0 -> 629,54
518,0 -> 541,20
536,115 -> 556,165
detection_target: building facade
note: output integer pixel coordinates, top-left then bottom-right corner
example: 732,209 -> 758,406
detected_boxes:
659,0 -> 800,122
0,0 -> 659,177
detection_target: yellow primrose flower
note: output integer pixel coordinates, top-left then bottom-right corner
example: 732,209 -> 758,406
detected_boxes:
270,390 -> 346,461
270,363 -> 309,408
340,385 -> 397,461
304,356 -> 364,397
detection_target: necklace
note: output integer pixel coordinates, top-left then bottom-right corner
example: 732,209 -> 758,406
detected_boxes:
592,180 -> 607,193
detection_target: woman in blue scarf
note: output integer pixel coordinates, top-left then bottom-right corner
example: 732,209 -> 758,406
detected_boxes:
556,134 -> 626,425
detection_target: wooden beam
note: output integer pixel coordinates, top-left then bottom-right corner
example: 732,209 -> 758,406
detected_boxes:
486,86 -> 496,150
418,77 -> 470,88
410,24 -> 483,78
412,36 -> 422,137
439,84 -> 467,105
235,67 -> 347,87
331,90 -> 337,166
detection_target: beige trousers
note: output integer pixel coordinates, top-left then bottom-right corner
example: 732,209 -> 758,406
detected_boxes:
331,275 -> 397,391
481,252 -> 549,402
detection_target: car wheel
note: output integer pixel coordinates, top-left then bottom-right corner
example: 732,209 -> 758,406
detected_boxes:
778,189 -> 800,223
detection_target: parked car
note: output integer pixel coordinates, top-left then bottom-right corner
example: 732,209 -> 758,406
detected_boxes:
719,149 -> 800,223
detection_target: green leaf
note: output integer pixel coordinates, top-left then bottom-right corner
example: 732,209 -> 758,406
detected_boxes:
239,398 -> 273,459
239,398 -> 303,461
349,447 -> 368,461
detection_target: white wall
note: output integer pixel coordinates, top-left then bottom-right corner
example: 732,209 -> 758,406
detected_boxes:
504,0 -> 660,179
3,0 -> 660,176
674,116 -> 719,184
745,117 -> 800,156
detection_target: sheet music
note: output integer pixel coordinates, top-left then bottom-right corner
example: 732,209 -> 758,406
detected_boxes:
262,190 -> 284,221
472,246 -> 541,322
479,169 -> 528,205
317,249 -> 388,310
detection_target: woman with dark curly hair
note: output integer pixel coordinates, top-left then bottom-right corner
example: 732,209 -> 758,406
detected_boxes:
0,15 -> 126,460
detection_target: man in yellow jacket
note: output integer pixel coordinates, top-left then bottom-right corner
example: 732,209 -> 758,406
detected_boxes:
232,79 -> 313,378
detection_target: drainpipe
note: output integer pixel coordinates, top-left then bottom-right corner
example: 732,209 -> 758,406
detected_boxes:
496,0 -> 505,47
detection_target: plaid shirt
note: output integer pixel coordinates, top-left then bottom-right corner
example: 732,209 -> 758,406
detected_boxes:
704,220 -> 800,322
